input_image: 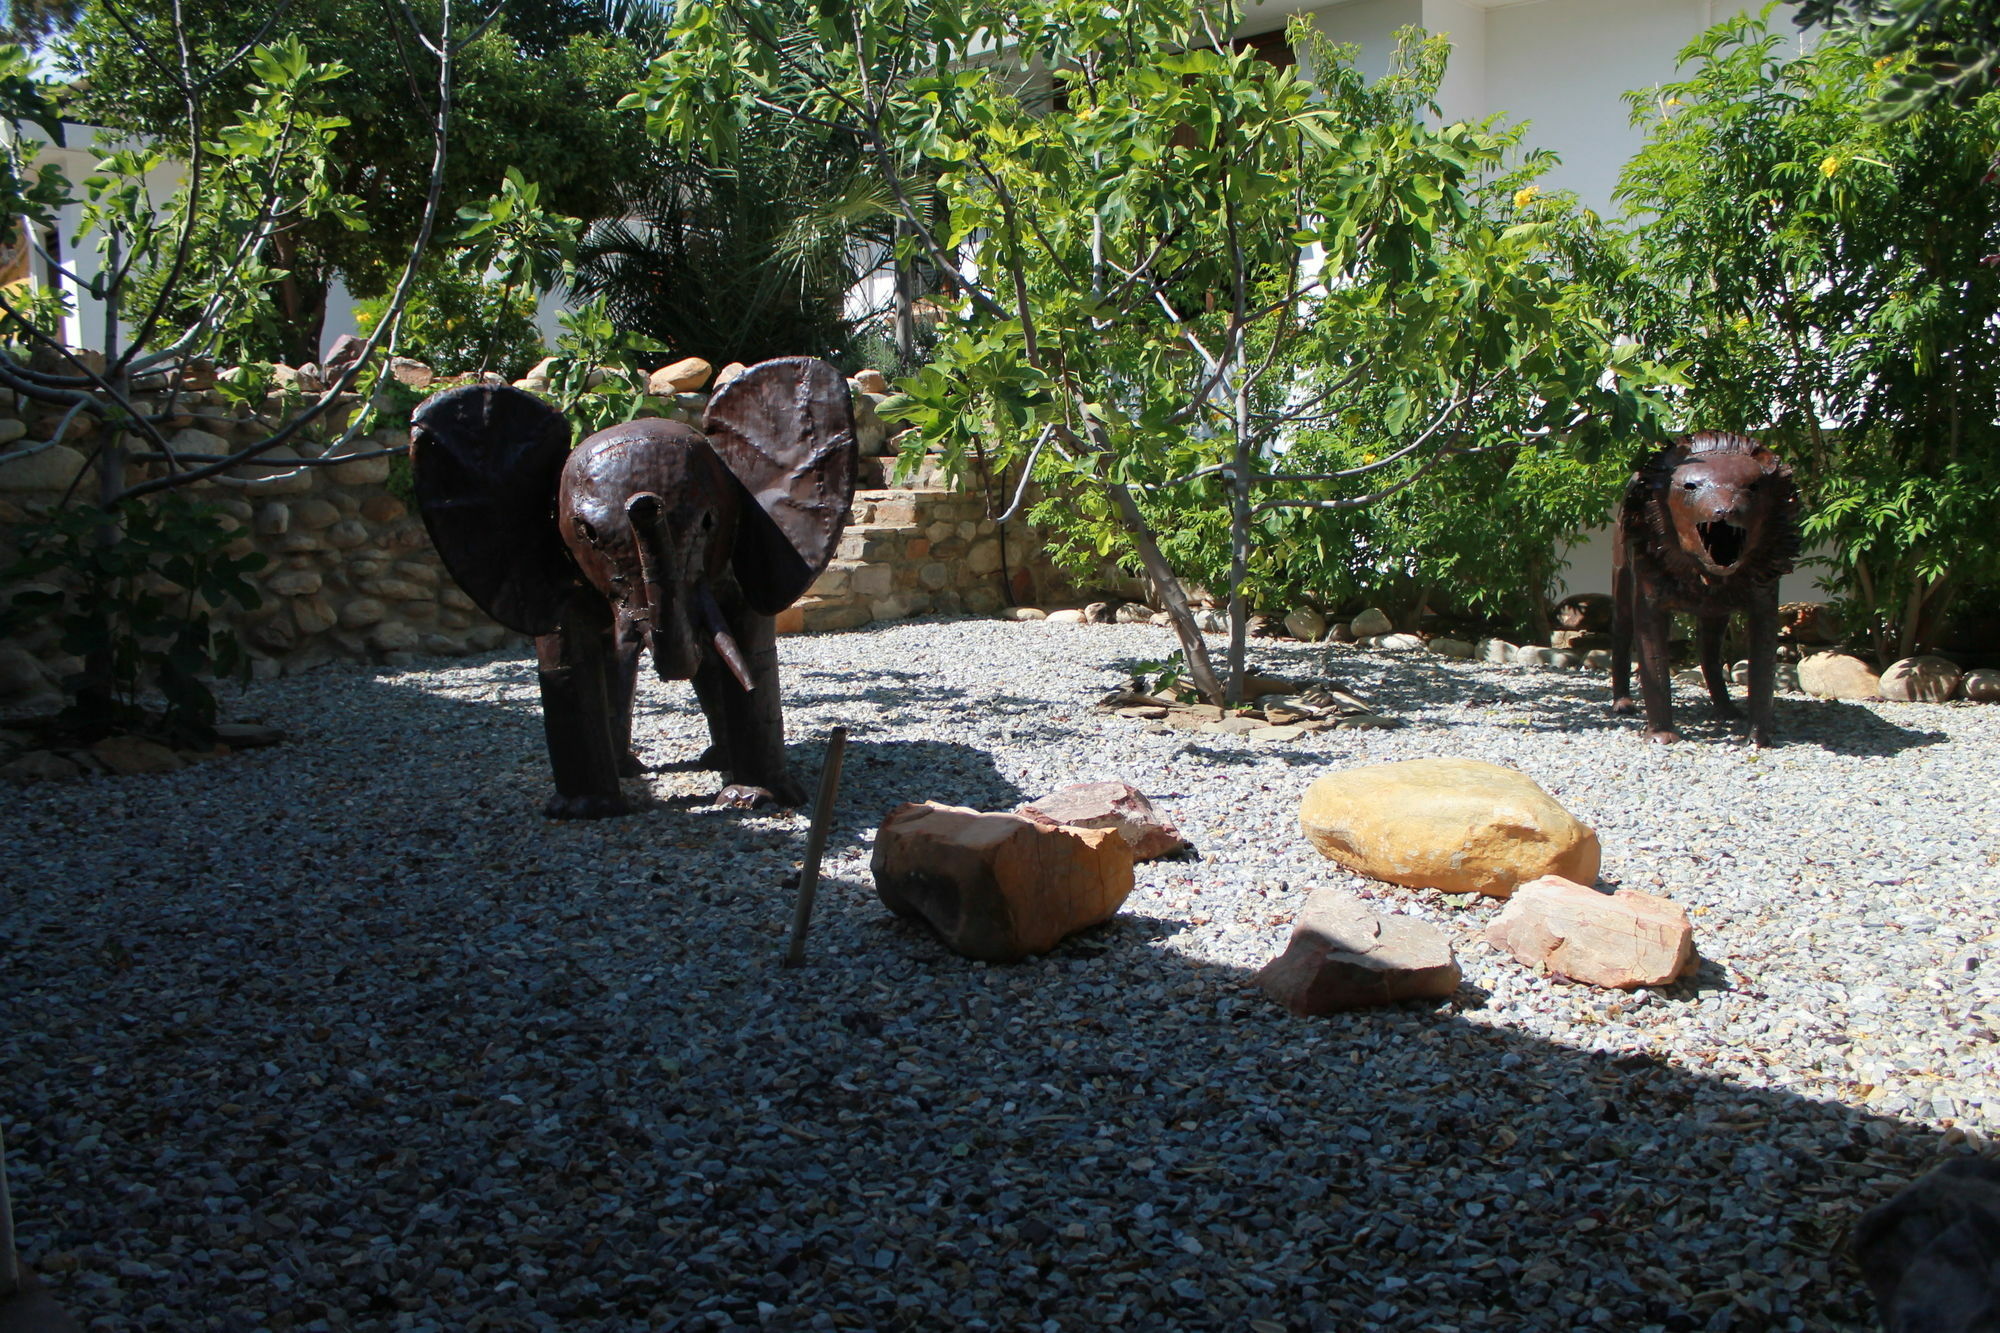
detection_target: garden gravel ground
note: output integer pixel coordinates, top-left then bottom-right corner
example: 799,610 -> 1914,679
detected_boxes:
4,616 -> 1998,1333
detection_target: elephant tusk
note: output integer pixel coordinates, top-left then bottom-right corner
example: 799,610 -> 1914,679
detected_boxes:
697,584 -> 756,692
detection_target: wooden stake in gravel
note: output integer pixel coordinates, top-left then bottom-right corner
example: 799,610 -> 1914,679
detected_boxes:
1,1122 -> 18,1297
783,726 -> 847,968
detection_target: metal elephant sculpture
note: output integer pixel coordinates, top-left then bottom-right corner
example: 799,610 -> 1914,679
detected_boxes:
409,357 -> 856,818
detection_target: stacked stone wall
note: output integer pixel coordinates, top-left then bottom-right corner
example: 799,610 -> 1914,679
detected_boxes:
0,378 -> 1082,707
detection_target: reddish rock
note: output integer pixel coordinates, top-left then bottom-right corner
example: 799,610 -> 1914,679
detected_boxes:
1017,781 -> 1188,861
872,802 -> 1135,962
1255,889 -> 1461,1015
1485,875 -> 1695,989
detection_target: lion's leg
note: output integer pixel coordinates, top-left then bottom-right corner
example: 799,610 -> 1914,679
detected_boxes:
1610,529 -> 1637,717
1746,586 -> 1779,747
1699,615 -> 1740,720
1635,592 -> 1679,743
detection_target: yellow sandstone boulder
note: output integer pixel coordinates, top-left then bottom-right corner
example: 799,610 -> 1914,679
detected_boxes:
1299,757 -> 1599,899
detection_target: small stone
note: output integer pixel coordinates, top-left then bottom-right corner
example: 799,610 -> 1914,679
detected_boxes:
0,646 -> 48,697
1800,651 -> 1881,700
1,750 -> 83,783
1001,606 -> 1047,621
713,361 -> 749,390
1255,889 -> 1461,1015
1116,705 -> 1168,720
1113,602 -> 1153,624
1583,649 -> 1612,671
1045,608 -> 1087,624
1249,725 -> 1303,742
1350,607 -> 1393,637
1299,758 -> 1600,898
1512,646 -> 1557,666
650,357 -> 713,395
1427,637 -> 1474,658
1332,713 -> 1399,730
1477,638 -> 1516,664
265,569 -> 322,597
872,802 -> 1135,962
387,357 -> 434,389
213,722 -> 285,748
852,369 -> 890,394
1201,717 -> 1261,736
340,598 -> 387,629
1879,655 -> 1962,703
0,442 -> 87,492
1017,780 -> 1188,861
361,494 -> 407,523
1194,607 -> 1227,633
1284,608 -> 1328,642
1963,667 -> 2000,702
1485,875 -> 1695,989
91,735 -> 184,775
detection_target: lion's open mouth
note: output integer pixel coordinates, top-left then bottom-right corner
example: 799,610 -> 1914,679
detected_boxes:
1698,520 -> 1746,567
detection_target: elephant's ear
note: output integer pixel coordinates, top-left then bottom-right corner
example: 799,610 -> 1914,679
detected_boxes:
702,357 -> 858,615
409,384 -> 578,635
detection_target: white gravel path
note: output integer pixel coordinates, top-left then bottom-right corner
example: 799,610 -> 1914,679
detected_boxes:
4,616 -> 1997,1332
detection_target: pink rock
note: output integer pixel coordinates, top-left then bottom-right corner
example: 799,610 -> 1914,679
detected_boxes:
1017,781 -> 1188,861
1485,875 -> 1695,989
872,802 -> 1135,962
1255,889 -> 1461,1015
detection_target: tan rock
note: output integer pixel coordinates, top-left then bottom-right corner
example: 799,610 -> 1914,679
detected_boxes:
293,596 -> 337,635
1800,651 -> 1881,700
1017,781 -> 1188,861
1963,667 -> 2000,702
649,357 -> 713,395
872,801 -> 1135,961
852,369 -> 890,394
0,442 -> 87,492
340,598 -> 387,629
265,569 -> 322,597
1485,875 -> 1695,989
1255,889 -> 1461,1015
1,750 -> 84,783
360,494 -> 407,523
1299,758 -> 1599,899
1350,607 -> 1393,637
1879,655 -> 1962,703
91,735 -> 183,775
388,357 -> 434,389
1428,637 -> 1475,658
1000,606 -> 1047,621
293,498 -> 342,531
713,361 -> 749,390
1045,609 -> 1087,624
1284,608 -> 1328,642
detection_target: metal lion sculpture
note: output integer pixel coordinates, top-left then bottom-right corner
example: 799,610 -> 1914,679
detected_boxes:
1611,430 -> 1800,747
409,358 -> 856,818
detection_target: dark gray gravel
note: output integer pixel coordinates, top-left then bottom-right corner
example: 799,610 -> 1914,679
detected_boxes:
4,616 -> 1996,1332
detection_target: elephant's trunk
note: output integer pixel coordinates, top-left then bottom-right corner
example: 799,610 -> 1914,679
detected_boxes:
625,492 -> 753,689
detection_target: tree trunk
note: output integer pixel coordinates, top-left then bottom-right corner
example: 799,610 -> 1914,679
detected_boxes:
1225,413 -> 1253,707
1107,481 -> 1227,705
271,236 -> 330,366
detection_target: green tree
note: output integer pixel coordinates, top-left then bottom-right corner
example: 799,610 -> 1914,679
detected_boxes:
0,8 -> 465,736
570,115 -> 881,366
1792,0 -> 2000,113
1618,12 -> 2000,660
58,0 -> 647,363
633,3 -> 1668,702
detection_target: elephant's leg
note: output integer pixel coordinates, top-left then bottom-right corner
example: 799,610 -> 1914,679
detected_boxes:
691,611 -> 804,808
1699,615 -> 1741,719
1746,586 -> 1780,748
1610,530 -> 1637,717
606,632 -> 645,777
534,601 -> 631,820
1634,589 -> 1679,744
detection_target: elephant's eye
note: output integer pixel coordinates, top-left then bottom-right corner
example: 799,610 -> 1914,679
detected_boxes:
1682,480 -> 1698,491
575,518 -> 600,546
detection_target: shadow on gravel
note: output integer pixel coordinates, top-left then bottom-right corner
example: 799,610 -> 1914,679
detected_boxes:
1,655 -> 1978,1333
